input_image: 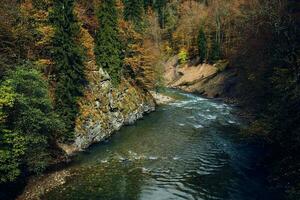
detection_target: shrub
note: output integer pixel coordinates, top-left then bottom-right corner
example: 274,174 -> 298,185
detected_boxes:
0,67 -> 64,183
178,48 -> 188,65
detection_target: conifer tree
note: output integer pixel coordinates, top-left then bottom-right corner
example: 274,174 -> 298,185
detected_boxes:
124,0 -> 144,27
95,0 -> 122,85
197,27 -> 207,63
50,0 -> 86,142
209,37 -> 221,63
143,0 -> 153,9
154,0 -> 167,28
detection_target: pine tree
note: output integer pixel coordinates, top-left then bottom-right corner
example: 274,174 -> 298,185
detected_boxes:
197,27 -> 207,63
124,0 -> 144,27
50,0 -> 86,142
95,0 -> 122,85
209,37 -> 221,63
154,0 -> 167,28
143,0 -> 154,9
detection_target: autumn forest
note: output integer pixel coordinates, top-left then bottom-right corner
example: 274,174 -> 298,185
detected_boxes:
0,0 -> 299,199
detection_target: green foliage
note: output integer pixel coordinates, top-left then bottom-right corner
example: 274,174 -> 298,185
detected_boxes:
0,67 -> 63,183
154,0 -> 167,28
0,25 -> 15,77
209,37 -> 221,63
0,85 -> 15,122
32,0 -> 48,10
178,48 -> 188,65
0,133 -> 26,183
95,0 -> 122,85
143,0 -> 154,9
0,84 -> 22,183
164,1 -> 179,41
49,0 -> 86,142
197,27 -> 207,63
124,0 -> 144,28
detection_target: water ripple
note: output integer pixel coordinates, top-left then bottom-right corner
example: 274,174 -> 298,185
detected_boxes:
43,90 -> 277,200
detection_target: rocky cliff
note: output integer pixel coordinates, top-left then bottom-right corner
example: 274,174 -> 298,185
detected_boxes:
20,2 -> 156,155
59,27 -> 155,155
164,56 -> 237,98
71,71 -> 155,153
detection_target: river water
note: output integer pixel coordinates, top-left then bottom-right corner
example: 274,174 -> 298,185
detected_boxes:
44,90 -> 278,200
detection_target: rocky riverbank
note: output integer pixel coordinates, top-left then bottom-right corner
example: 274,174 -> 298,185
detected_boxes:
164,56 -> 237,98
16,90 -> 174,200
17,170 -> 71,200
60,67 -> 156,154
150,91 -> 175,105
14,23 -> 158,200
16,70 -> 157,199
57,26 -> 156,154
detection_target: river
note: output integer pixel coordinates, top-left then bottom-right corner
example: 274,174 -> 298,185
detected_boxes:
43,90 -> 278,200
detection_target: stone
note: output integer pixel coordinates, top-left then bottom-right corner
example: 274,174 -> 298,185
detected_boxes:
62,68 -> 156,154
164,56 -> 237,98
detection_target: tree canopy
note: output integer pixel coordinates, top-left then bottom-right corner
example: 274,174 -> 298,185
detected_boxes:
95,0 -> 123,85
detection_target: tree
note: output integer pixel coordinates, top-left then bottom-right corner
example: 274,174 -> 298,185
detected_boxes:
49,0 -> 86,142
0,84 -> 21,183
197,27 -> 207,63
209,37 -> 220,63
0,0 -> 34,77
0,67 -> 63,183
178,48 -> 188,64
144,0 -> 154,9
154,0 -> 167,28
124,0 -> 144,28
95,0 -> 122,85
231,1 -> 300,196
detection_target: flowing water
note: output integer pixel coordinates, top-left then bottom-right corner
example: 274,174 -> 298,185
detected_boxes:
44,90 -> 278,200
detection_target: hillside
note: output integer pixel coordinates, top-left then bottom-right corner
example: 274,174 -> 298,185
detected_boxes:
163,56 -> 237,98
0,0 -> 299,200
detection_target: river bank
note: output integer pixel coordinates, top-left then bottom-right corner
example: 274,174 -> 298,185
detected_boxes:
13,91 -> 173,200
15,89 -> 281,200
164,56 -> 237,98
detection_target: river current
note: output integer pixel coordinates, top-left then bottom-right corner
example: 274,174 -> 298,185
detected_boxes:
44,90 -> 278,200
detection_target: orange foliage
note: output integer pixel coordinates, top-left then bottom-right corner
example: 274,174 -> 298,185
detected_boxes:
75,0 -> 98,36
172,1 -> 206,53
119,18 -> 160,89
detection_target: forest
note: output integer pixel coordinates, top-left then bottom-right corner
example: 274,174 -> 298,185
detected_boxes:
0,0 -> 299,199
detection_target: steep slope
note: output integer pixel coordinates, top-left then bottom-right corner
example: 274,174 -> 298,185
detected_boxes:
19,1 -> 156,154
164,56 -> 237,98
60,17 -> 155,154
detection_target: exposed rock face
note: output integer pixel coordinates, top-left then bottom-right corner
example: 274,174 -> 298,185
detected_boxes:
60,69 -> 155,153
150,91 -> 175,105
60,27 -> 156,154
164,56 -> 237,98
56,37 -> 156,154
68,67 -> 155,153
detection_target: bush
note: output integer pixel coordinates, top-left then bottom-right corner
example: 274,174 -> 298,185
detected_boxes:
178,48 -> 188,65
0,67 -> 64,183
